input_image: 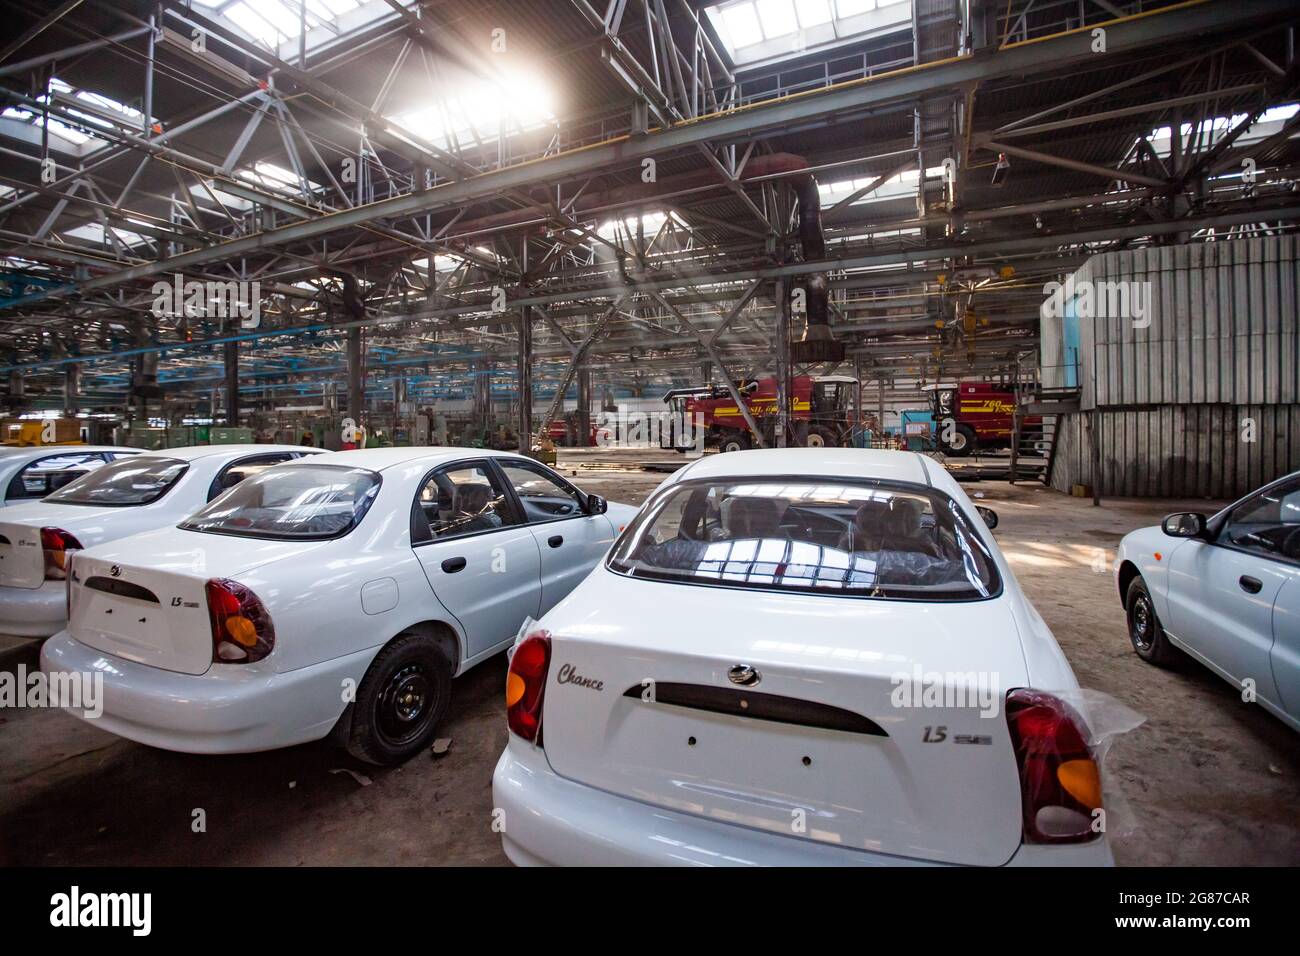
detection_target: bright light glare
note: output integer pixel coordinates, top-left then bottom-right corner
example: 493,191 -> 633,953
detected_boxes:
389,71 -> 556,150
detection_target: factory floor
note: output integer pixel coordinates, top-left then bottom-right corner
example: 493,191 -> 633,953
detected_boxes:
1,448 -> 1296,866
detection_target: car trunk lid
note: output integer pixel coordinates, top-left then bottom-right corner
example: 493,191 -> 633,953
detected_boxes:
67,528 -> 326,675
538,570 -> 1029,866
0,504 -> 136,590
0,520 -> 47,589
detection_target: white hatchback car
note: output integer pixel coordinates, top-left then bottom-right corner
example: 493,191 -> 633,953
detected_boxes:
41,447 -> 638,764
1116,470 -> 1299,732
493,449 -> 1112,867
1,444 -> 317,638
0,445 -> 141,506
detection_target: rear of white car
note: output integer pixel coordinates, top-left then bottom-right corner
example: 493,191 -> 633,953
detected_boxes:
492,450 -> 1112,866
40,461 -> 383,753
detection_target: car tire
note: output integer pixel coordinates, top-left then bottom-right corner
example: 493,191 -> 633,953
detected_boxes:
346,632 -> 452,766
939,423 -> 977,457
1125,576 -> 1179,668
721,433 -> 751,453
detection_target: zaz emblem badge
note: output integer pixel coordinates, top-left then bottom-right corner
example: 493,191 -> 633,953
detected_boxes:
110,565 -> 122,577
727,664 -> 760,687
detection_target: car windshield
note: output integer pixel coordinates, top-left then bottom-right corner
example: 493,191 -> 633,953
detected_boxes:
179,464 -> 380,540
45,456 -> 187,506
609,478 -> 1000,600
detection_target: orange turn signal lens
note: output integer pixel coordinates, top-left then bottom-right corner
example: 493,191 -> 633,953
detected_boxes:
225,615 -> 258,647
506,672 -> 527,708
1057,758 -> 1102,809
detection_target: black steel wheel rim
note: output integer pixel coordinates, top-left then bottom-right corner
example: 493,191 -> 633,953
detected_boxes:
1130,594 -> 1153,650
375,662 -> 435,747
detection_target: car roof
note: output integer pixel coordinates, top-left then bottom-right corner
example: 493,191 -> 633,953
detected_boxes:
0,444 -> 139,460
674,448 -> 958,493
290,446 -> 533,472
137,443 -> 319,462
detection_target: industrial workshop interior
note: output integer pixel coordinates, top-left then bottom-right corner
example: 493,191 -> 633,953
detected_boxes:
0,0 -> 1297,928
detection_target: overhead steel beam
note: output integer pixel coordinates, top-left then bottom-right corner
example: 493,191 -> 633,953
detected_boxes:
980,141 -> 1168,188
47,0 -> 1289,300
0,23 -> 150,77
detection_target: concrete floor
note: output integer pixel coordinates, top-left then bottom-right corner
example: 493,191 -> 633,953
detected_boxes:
1,449 -> 1297,865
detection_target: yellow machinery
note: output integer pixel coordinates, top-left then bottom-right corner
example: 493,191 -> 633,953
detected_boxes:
1,419 -> 85,446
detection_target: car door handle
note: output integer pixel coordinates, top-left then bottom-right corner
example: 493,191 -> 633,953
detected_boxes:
548,534 -> 564,548
441,557 -> 467,574
1239,575 -> 1263,594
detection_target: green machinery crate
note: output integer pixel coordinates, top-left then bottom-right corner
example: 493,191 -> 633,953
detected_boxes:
120,426 -> 168,450
165,426 -> 195,447
209,427 -> 254,444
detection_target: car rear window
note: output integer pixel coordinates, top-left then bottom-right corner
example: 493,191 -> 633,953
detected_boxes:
608,478 -> 1000,601
179,464 -> 380,540
45,456 -> 188,506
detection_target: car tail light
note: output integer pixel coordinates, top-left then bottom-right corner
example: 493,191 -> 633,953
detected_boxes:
206,578 -> 275,664
41,527 -> 83,581
506,630 -> 551,744
1006,689 -> 1103,844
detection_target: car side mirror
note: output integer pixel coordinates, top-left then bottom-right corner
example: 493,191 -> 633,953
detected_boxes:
1161,512 -> 1206,538
975,506 -> 999,529
585,494 -> 608,515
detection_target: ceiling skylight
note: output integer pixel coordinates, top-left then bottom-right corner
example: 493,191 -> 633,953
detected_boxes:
705,0 -> 910,68
388,70 -> 557,152
1141,103 -> 1299,161
192,0 -> 385,57
0,76 -> 160,157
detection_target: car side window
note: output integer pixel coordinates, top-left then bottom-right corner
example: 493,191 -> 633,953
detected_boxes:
6,452 -> 106,500
498,461 -> 583,523
208,453 -> 302,501
1219,476 -> 1300,563
414,463 -> 518,541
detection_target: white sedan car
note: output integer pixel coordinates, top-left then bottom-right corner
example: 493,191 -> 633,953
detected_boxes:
0,445 -> 141,506
493,448 -> 1112,867
1,444 -> 316,637
41,447 -> 638,764
1116,470 -> 1299,732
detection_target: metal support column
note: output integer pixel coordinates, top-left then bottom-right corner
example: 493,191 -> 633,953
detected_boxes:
518,305 -> 533,451
577,367 -> 592,447
775,278 -> 791,448
224,330 -> 239,425
347,325 -> 363,429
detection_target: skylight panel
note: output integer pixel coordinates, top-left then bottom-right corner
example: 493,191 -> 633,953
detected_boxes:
64,223 -> 150,247
388,71 -> 556,152
796,0 -> 835,27
756,0 -> 799,38
721,3 -> 764,48
707,0 -> 909,67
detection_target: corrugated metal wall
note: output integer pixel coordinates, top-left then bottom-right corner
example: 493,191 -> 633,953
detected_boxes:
1045,237 -> 1300,410
1049,404 -> 1300,499
1040,236 -> 1300,498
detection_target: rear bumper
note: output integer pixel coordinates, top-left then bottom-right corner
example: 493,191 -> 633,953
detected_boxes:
40,631 -> 376,754
0,581 -> 65,638
492,740 -> 1113,867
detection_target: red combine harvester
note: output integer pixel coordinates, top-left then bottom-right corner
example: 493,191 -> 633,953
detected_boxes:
660,375 -> 856,452
922,382 -> 1040,456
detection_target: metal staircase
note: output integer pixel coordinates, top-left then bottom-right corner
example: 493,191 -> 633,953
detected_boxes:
1010,354 -> 1080,484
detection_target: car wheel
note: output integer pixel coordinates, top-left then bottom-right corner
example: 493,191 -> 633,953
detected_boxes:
1125,576 -> 1179,667
721,433 -> 751,453
346,632 -> 452,765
